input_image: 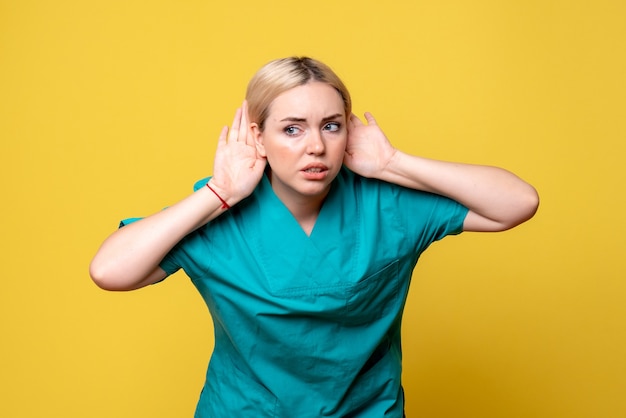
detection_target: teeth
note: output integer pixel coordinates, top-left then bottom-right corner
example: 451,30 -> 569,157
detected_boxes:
306,168 -> 322,173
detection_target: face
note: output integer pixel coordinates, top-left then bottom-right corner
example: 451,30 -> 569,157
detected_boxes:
253,82 -> 347,205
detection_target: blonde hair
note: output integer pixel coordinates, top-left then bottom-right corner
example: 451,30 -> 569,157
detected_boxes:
246,57 -> 351,131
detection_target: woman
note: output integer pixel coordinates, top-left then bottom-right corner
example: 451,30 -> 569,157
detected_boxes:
90,57 -> 539,417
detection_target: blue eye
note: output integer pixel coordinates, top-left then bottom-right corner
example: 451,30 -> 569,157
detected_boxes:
284,126 -> 301,136
323,122 -> 341,132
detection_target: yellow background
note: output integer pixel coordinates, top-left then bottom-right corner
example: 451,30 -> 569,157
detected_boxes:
1,0 -> 624,417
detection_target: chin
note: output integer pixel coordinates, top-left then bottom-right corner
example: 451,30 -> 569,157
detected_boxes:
300,183 -> 332,198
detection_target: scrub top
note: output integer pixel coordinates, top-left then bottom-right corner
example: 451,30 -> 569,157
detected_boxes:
123,167 -> 468,417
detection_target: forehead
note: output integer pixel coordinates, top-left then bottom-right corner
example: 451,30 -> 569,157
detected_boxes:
268,82 -> 345,119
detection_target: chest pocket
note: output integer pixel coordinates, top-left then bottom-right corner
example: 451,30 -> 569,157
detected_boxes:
344,259 -> 401,325
260,259 -> 401,327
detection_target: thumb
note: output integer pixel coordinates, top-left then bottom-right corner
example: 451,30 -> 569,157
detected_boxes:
363,112 -> 377,125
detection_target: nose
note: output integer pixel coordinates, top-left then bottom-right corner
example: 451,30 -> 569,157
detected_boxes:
306,130 -> 325,155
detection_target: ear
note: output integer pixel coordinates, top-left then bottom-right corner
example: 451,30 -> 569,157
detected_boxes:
251,123 -> 267,157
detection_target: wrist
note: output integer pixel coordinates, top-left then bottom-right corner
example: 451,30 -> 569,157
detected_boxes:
377,149 -> 403,181
206,180 -> 231,210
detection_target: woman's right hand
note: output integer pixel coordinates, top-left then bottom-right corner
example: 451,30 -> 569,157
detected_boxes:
208,101 -> 267,206
89,102 -> 267,291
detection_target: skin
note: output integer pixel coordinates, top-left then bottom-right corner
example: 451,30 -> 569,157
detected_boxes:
344,112 -> 539,232
89,81 -> 539,291
252,82 -> 348,234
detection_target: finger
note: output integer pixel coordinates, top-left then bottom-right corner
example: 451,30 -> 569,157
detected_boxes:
217,126 -> 229,147
228,107 -> 242,142
240,100 -> 253,146
350,113 -> 363,125
364,112 -> 377,125
349,113 -> 363,130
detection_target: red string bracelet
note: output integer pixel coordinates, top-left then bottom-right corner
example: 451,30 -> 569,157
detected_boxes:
206,183 -> 231,209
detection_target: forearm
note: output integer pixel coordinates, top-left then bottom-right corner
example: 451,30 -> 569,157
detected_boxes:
380,151 -> 539,231
89,182 -> 230,290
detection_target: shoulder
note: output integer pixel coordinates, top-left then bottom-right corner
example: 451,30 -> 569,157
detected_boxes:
335,166 -> 431,208
337,166 -> 467,235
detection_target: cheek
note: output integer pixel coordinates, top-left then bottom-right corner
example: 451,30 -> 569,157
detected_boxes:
263,141 -> 297,165
331,134 -> 348,153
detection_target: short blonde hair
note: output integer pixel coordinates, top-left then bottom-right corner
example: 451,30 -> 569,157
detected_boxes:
246,57 -> 352,131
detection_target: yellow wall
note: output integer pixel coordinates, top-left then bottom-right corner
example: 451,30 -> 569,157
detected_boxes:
1,1 -> 624,416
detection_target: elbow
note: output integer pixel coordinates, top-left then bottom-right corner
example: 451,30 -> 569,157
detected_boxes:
502,185 -> 540,231
463,186 -> 540,233
519,185 -> 540,223
89,259 -> 131,291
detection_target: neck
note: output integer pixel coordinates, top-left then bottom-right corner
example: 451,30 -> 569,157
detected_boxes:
283,192 -> 328,237
267,171 -> 328,236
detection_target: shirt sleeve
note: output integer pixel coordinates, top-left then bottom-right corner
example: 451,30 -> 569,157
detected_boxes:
145,176 -> 212,277
381,180 -> 469,252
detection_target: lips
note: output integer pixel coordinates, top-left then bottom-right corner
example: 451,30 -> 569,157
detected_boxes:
301,163 -> 329,180
302,163 -> 328,173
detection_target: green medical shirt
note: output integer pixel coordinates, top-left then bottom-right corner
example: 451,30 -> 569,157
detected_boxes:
127,167 -> 467,417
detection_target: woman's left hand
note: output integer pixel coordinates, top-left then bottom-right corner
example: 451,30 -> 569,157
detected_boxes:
344,112 -> 397,179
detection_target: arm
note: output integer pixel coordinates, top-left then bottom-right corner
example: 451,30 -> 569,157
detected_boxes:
89,102 -> 266,291
344,113 -> 539,232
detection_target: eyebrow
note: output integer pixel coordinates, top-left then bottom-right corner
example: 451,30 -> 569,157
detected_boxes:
279,113 -> 344,123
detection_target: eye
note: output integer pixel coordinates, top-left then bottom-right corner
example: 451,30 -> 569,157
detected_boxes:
323,122 -> 341,132
284,126 -> 302,136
